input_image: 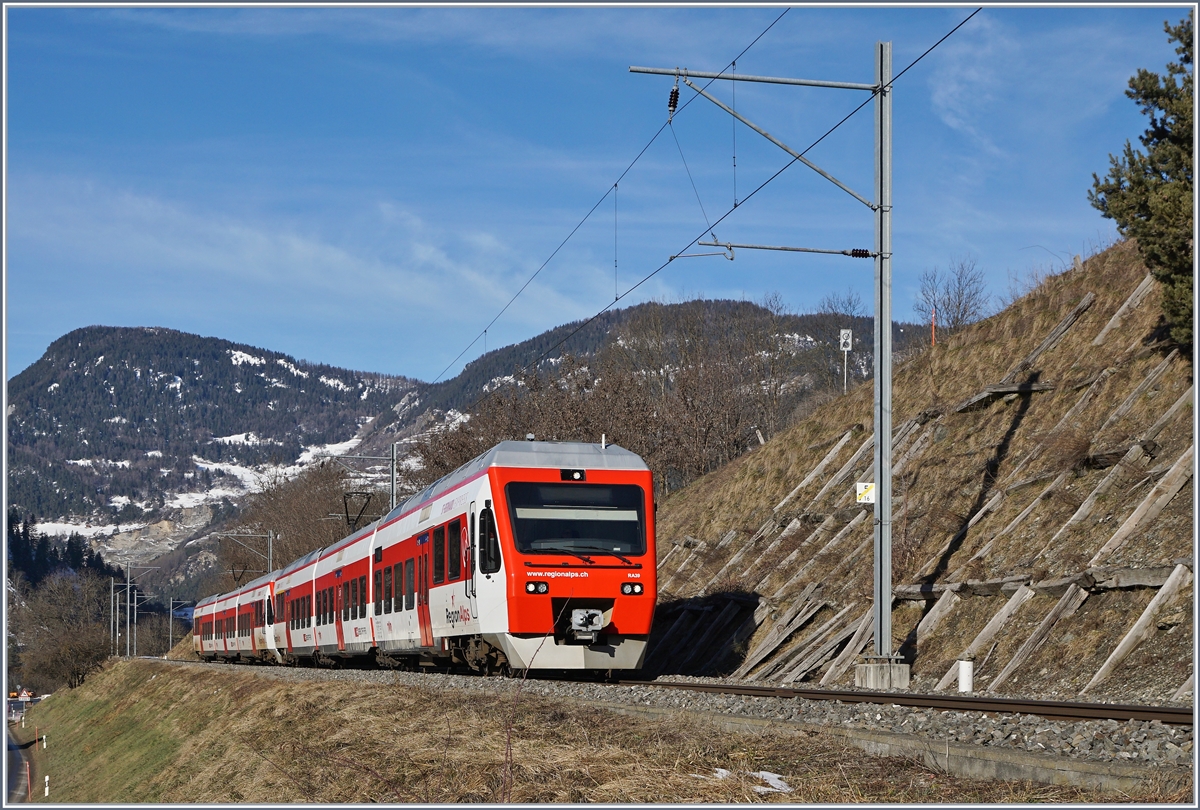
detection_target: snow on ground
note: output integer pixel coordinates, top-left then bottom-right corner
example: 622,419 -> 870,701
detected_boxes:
229,350 -> 266,366
191,457 -> 266,491
211,432 -> 278,446
165,486 -> 246,510
297,437 -> 362,465
36,520 -> 148,539
276,358 -> 309,378
319,375 -> 351,392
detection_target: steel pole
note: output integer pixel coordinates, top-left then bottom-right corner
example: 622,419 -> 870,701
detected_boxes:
133,592 -> 138,657
168,599 -> 173,653
110,577 -> 115,656
390,443 -> 397,511
125,565 -> 131,658
872,41 -> 894,659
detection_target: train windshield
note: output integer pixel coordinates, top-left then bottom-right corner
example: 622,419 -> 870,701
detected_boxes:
505,482 -> 646,556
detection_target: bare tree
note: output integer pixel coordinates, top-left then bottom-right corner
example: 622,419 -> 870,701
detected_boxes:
818,287 -> 866,318
914,256 -> 991,337
13,571 -> 110,690
216,463 -> 384,589
414,297 -> 808,497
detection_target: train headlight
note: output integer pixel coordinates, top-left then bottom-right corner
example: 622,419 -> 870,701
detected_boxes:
621,583 -> 644,595
526,581 -> 549,594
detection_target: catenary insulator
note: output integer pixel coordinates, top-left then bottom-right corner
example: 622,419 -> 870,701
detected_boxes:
668,86 -> 680,120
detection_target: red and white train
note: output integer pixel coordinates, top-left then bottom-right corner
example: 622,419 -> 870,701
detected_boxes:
193,440 -> 656,673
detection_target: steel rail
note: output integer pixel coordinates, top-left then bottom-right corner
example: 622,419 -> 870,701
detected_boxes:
621,680 -> 1194,726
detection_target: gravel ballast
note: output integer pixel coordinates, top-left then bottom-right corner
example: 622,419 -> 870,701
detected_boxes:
164,659 -> 1193,770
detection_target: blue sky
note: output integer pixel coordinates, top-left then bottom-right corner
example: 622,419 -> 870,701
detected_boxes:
4,5 -> 1184,382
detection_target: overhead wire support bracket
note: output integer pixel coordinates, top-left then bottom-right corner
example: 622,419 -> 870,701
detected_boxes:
629,65 -> 877,92
682,77 -> 876,210
698,239 -> 873,258
669,248 -> 734,261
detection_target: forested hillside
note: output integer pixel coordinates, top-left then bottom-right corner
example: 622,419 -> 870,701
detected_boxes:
7,326 -> 414,518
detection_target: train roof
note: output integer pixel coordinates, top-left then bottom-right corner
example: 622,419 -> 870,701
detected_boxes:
382,440 -> 648,524
198,441 -> 649,603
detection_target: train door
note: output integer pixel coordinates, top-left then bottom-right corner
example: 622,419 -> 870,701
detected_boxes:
466,502 -> 479,619
417,550 -> 433,647
334,580 -> 346,652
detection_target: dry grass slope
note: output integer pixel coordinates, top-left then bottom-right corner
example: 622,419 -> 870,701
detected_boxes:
16,658 -> 1186,803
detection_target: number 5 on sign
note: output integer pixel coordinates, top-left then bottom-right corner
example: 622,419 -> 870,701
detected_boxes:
856,482 -> 875,504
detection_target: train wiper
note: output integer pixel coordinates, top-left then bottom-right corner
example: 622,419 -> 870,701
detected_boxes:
573,545 -> 634,565
536,547 -> 594,564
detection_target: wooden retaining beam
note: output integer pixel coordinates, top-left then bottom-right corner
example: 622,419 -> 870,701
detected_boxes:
935,585 -> 1035,691
782,509 -> 869,589
1138,384 -> 1192,443
952,471 -> 1070,573
1081,563 -> 1193,694
1097,349 -> 1179,436
986,584 -> 1090,693
1001,368 -> 1116,487
999,292 -> 1095,385
1088,444 -> 1194,566
954,382 -> 1057,414
807,433 -> 874,509
1092,273 -> 1155,346
1036,442 -> 1149,555
774,427 -> 858,513
781,620 -> 860,683
819,609 -> 874,685
754,516 -> 838,592
733,585 -> 824,678
751,602 -> 857,682
1170,675 -> 1193,702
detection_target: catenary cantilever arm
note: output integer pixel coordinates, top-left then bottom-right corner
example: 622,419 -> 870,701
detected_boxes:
684,78 -> 876,211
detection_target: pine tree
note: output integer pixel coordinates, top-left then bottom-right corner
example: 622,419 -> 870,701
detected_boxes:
1090,13 -> 1194,350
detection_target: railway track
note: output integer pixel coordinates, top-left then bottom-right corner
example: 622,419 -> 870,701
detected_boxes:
621,680 -> 1194,726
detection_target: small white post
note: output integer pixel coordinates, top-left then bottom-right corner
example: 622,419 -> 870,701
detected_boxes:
45,775 -> 49,797
957,659 -> 974,693
42,732 -> 47,749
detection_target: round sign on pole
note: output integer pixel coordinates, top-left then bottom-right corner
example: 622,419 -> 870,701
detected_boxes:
839,329 -> 853,352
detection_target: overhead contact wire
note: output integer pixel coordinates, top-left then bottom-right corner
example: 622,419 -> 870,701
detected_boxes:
432,8 -> 792,385
509,8 -> 982,380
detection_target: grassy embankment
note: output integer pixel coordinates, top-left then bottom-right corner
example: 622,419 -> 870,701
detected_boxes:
15,650 -> 1188,803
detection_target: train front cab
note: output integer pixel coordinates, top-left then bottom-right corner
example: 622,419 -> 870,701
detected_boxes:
478,446 -> 656,671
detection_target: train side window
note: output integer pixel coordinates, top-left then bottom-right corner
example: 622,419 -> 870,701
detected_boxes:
375,570 -> 384,615
359,575 -> 367,619
448,519 -> 462,581
277,594 -> 285,623
383,567 -> 393,614
393,563 -> 403,611
405,558 -> 415,610
342,582 -> 350,621
306,595 -> 312,628
433,526 -> 446,584
350,579 -> 358,620
479,507 -> 501,574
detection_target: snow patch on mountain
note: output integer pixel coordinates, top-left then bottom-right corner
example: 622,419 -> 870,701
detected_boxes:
320,375 -> 351,392
276,358 -> 310,378
229,350 -> 266,366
